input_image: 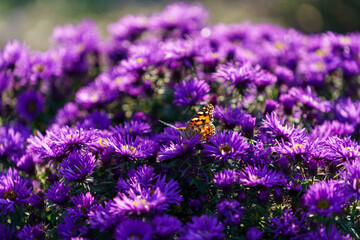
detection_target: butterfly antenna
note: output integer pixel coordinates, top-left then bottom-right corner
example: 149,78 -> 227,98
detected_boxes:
158,120 -> 178,129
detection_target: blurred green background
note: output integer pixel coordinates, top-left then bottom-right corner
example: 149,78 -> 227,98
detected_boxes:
0,0 -> 359,50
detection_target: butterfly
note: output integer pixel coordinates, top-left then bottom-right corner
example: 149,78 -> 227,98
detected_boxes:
159,104 -> 215,140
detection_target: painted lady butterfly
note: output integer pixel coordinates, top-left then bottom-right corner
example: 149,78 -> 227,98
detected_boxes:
159,104 -> 215,140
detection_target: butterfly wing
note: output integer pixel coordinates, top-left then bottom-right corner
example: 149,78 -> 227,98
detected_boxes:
186,104 -> 215,140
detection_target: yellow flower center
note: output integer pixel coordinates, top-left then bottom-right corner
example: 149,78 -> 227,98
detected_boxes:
32,64 -> 45,72
98,138 -> 108,147
274,41 -> 284,50
123,145 -> 136,153
3,190 -> 18,201
27,101 -> 37,113
219,143 -> 232,154
291,144 -> 303,151
133,199 -> 149,207
317,199 -> 329,210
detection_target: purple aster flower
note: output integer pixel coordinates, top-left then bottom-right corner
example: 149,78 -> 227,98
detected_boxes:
153,214 -> 183,239
254,69 -> 277,90
16,89 -> 44,121
0,40 -> 29,73
202,130 -> 250,162
66,192 -> 97,220
110,120 -> 151,137
28,193 -> 44,209
52,102 -> 80,127
274,65 -> 294,84
182,215 -> 225,240
154,125 -> 182,145
76,110 -> 111,130
116,165 -> 157,192
213,169 -> 237,193
325,136 -> 360,164
304,224 -> 351,240
27,51 -> 62,84
59,150 -> 97,182
44,181 -> 69,205
264,99 -> 280,114
15,153 -> 42,174
246,227 -> 263,240
334,98 -> 360,126
341,160 -> 360,200
238,165 -> 284,188
75,75 -> 119,109
261,112 -> 297,141
88,200 -> 123,231
16,224 -> 45,240
303,180 -> 349,216
173,78 -> 210,107
158,136 -> 200,161
213,105 -> 243,128
289,86 -> 331,113
272,137 -> 312,162
108,14 -> 148,41
0,224 -> 15,240
27,126 -> 97,159
311,120 -> 355,139
57,214 -> 88,239
279,93 -> 296,115
268,208 -> 307,239
107,134 -> 153,161
0,124 -> 31,160
216,199 -> 244,226
0,168 -> 32,215
0,72 -> 11,95
114,219 -> 153,240
111,176 -> 182,216
214,61 -> 258,90
150,2 -> 208,36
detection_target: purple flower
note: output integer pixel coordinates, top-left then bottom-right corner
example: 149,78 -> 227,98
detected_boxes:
66,192 -> 97,220
238,165 -> 284,188
15,153 -> 42,174
110,120 -> 151,136
268,208 -> 307,239
272,137 -> 312,162
0,40 -> 29,73
289,86 -> 331,113
52,102 -> 80,127
16,89 -> 44,121
214,61 -> 258,90
59,150 -> 97,182
107,134 -> 154,161
0,124 -> 31,160
341,160 -> 360,200
16,224 -> 45,240
274,65 -> 294,84
57,214 -> 88,239
311,120 -> 355,139
216,199 -> 244,226
213,105 -> 243,128
334,98 -> 360,126
153,215 -> 183,239
0,224 -> 15,240
0,168 -> 32,215
325,136 -> 360,164
202,130 -> 249,162
44,181 -> 69,205
114,219 -> 153,240
173,78 -> 210,107
182,215 -> 225,240
150,2 -> 208,35
76,110 -> 111,130
158,136 -> 200,161
304,224 -> 351,240
213,169 -> 237,192
0,72 -> 11,95
303,180 -> 349,216
110,174 -> 182,216
264,99 -> 280,114
246,227 -> 263,240
261,112 -> 300,141
88,200 -> 122,231
108,14 -> 148,41
27,126 -> 97,159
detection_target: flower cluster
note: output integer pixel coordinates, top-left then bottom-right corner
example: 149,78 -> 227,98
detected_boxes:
1,2 -> 360,239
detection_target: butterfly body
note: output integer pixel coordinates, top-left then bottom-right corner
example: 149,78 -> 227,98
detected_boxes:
160,104 -> 215,140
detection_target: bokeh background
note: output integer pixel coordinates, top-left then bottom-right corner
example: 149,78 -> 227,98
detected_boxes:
0,0 -> 359,50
